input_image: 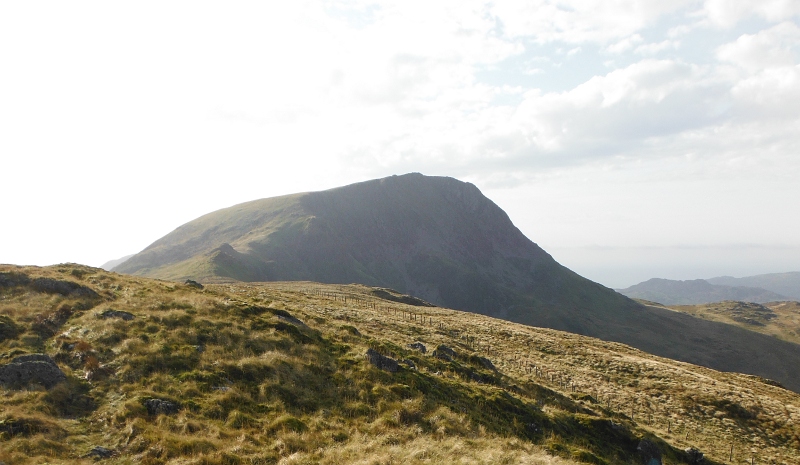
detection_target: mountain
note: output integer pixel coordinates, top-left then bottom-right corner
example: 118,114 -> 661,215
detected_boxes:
100,254 -> 134,271
116,173 -> 629,324
708,272 -> 800,300
2,264 -> 800,464
617,278 -> 789,305
115,173 -> 800,391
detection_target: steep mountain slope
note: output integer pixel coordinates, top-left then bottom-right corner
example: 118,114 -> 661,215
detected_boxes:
617,278 -> 788,305
708,272 -> 800,300
115,173 -> 800,391
2,264 -> 800,464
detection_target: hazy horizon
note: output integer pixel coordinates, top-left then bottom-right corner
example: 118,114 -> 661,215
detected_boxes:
2,1 -> 798,288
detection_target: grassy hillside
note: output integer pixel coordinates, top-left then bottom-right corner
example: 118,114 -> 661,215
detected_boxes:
2,264 -> 800,464
664,300 -> 800,345
617,278 -> 788,304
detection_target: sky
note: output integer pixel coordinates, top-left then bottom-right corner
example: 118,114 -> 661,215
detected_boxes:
1,0 -> 799,288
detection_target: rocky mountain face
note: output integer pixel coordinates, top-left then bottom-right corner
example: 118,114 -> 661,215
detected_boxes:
115,174 -> 800,389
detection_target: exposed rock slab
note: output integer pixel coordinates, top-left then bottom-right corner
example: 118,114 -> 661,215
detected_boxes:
366,348 -> 399,372
0,354 -> 66,389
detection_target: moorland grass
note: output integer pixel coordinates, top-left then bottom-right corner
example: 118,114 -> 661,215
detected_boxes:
0,264 -> 799,463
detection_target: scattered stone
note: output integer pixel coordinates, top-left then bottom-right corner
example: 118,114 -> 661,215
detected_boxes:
99,309 -> 135,321
685,447 -> 704,464
0,354 -> 67,389
84,446 -> 116,459
144,398 -> 180,416
366,348 -> 399,372
408,342 -> 427,353
401,359 -> 416,370
433,344 -> 456,361
637,440 -> 663,465
185,280 -> 204,289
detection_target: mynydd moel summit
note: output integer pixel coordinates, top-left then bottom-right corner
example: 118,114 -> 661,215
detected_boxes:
116,173 -> 800,392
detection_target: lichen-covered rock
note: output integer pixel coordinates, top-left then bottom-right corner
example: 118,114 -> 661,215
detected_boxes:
144,398 -> 180,416
408,342 -> 427,353
366,348 -> 399,372
0,354 -> 67,389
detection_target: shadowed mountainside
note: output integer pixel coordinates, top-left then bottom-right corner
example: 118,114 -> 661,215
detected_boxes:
115,173 -> 800,391
617,278 -> 788,305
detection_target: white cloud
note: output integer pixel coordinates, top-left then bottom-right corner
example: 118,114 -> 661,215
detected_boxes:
635,40 -> 680,55
703,0 -> 800,28
492,0 -> 693,43
607,34 -> 645,54
716,21 -> 800,72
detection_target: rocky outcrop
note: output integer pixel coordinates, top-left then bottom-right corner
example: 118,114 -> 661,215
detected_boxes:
637,440 -> 662,465
0,315 -> 19,342
144,398 -> 180,416
433,345 -> 456,361
408,342 -> 427,353
0,354 -> 66,389
475,356 -> 496,371
31,278 -> 99,298
365,348 -> 399,372
84,446 -> 116,459
185,279 -> 204,289
99,309 -> 135,321
685,447 -> 704,464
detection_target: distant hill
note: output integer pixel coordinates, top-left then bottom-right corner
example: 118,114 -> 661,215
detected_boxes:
667,300 -> 800,345
617,278 -> 788,304
116,173 -> 800,391
99,254 -> 134,271
708,272 -> 800,300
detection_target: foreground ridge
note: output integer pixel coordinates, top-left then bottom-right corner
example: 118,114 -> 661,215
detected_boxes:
1,264 -> 798,464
